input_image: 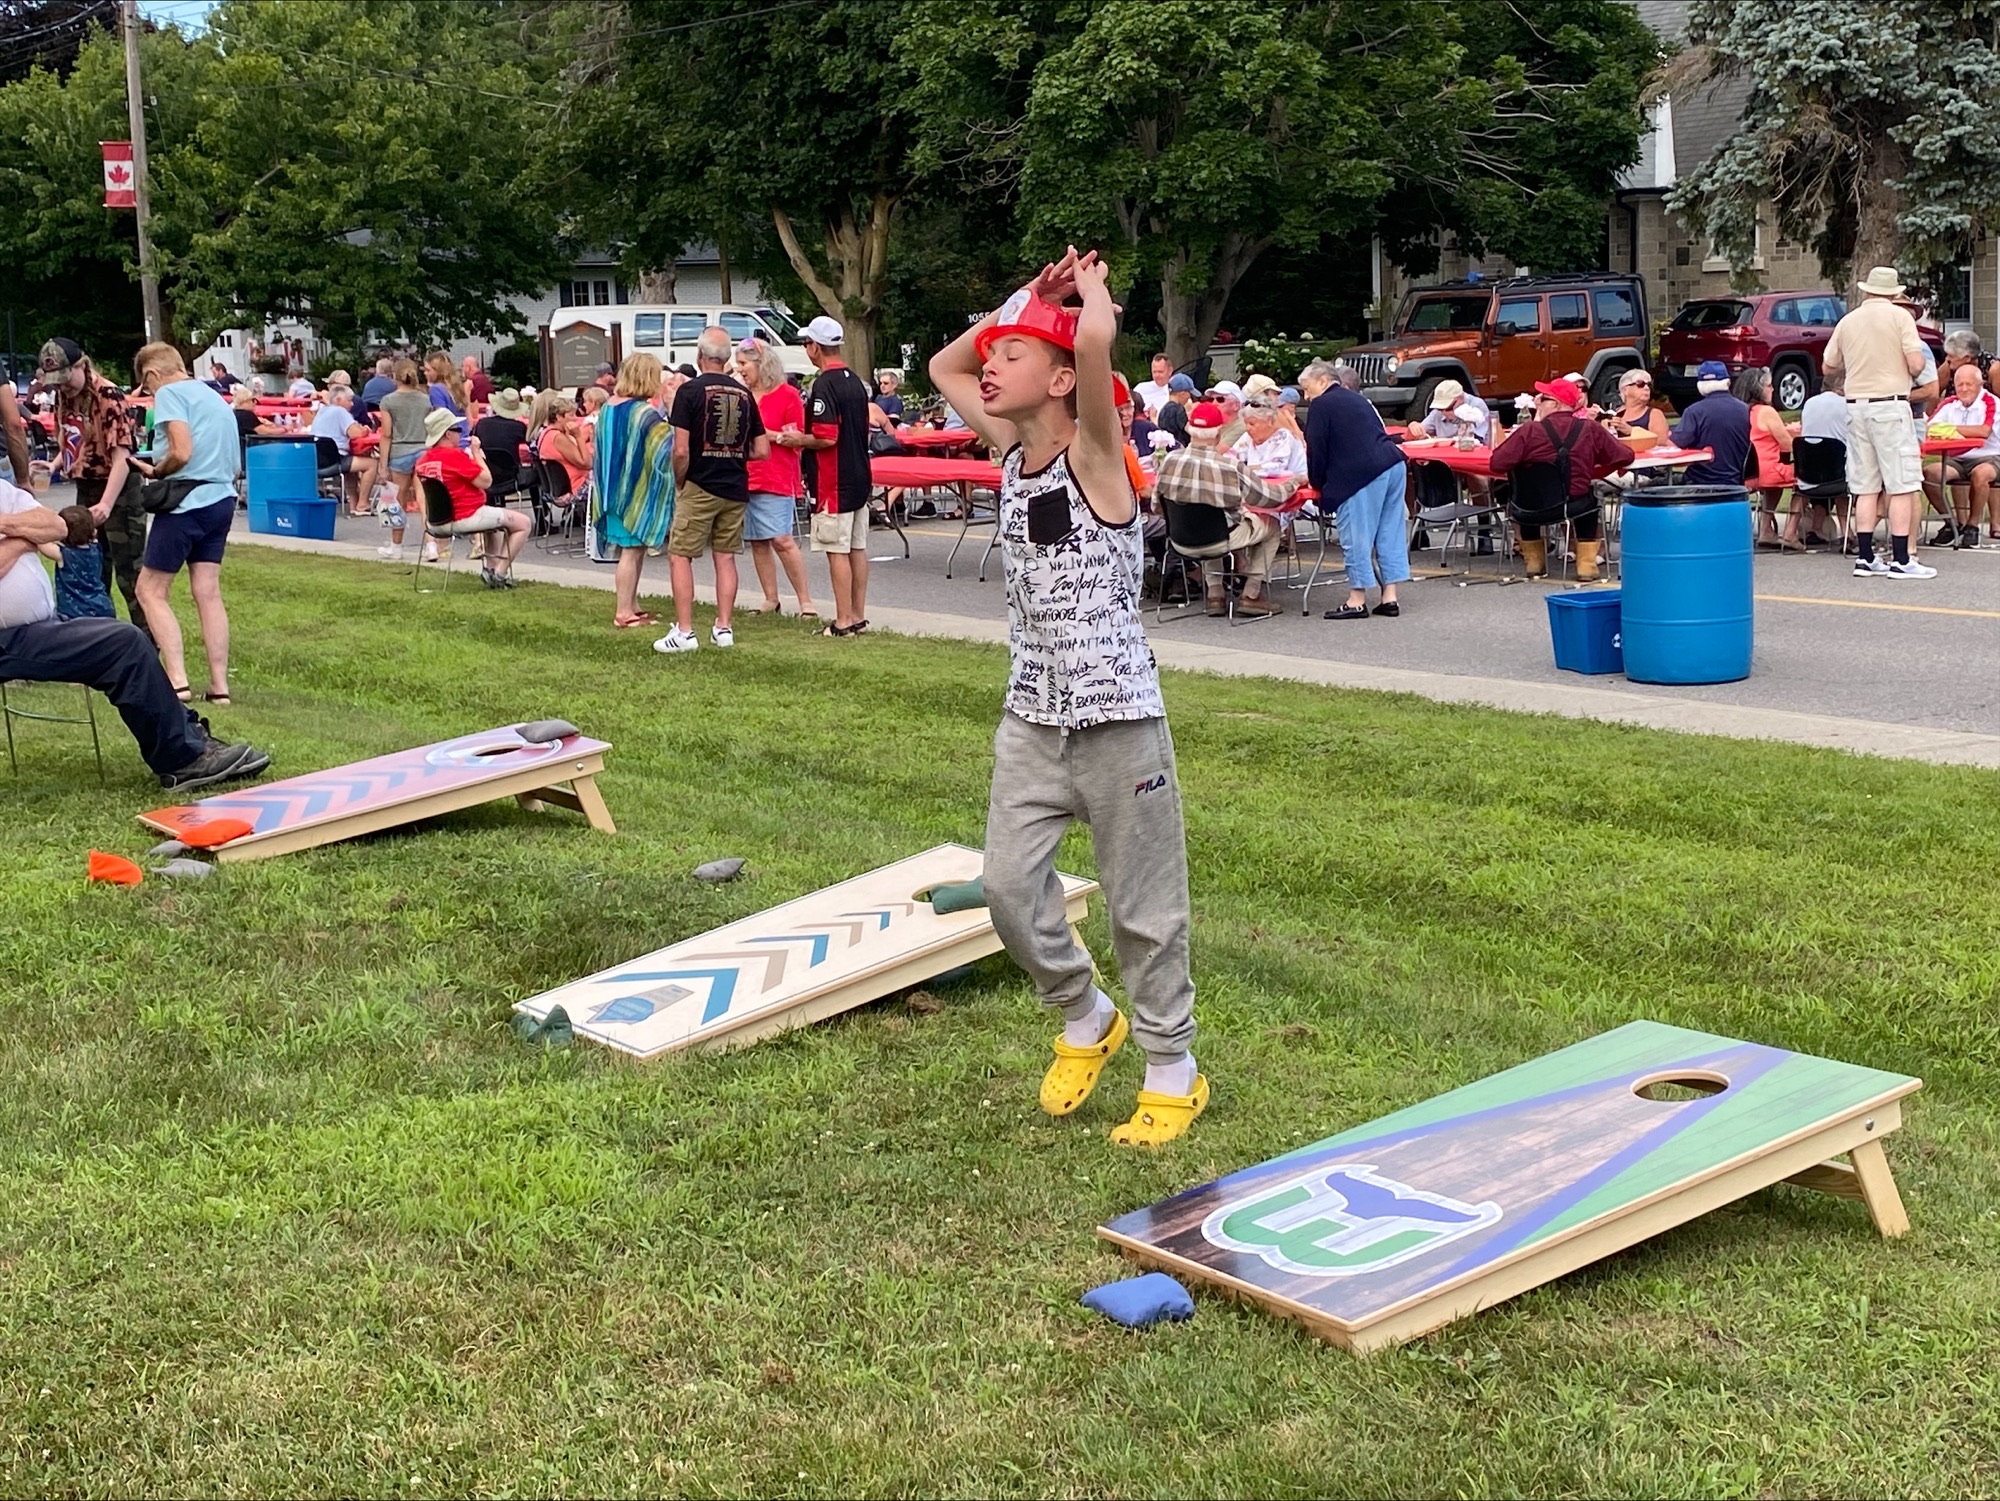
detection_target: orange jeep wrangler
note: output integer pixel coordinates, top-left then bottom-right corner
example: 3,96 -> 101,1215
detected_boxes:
1335,273 -> 1650,420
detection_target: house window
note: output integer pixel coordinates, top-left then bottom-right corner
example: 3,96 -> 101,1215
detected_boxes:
1593,288 -> 1638,332
1549,294 -> 1588,331
1937,264 -> 1973,324
633,313 -> 665,348
1703,222 -> 1764,273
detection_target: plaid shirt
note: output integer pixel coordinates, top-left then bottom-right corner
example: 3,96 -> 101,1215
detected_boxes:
1153,443 -> 1296,523
49,377 -> 140,479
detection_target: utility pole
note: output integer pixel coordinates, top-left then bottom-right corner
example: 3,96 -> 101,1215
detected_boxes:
121,0 -> 162,342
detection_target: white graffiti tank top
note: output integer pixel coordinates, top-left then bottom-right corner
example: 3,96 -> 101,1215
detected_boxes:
999,443 -> 1165,729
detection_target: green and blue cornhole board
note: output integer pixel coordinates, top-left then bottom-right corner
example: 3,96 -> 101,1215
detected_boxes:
1100,1021 -> 1920,1354
513,844 -> 1097,1058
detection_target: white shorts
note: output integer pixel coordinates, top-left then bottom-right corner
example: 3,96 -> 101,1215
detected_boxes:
443,506 -> 513,534
810,507 -> 869,554
1844,402 -> 1922,496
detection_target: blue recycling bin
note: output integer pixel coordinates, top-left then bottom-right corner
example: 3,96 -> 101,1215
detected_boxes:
245,435 -> 318,534
1546,589 -> 1623,674
1619,485 -> 1753,684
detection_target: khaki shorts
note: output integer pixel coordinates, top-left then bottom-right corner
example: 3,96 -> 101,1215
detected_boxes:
668,482 -> 746,556
444,506 -> 512,534
1939,453 -> 1999,483
1845,401 -> 1922,496
811,506 -> 869,554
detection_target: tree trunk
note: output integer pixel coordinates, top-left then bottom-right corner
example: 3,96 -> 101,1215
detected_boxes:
718,242 -> 732,304
1157,231 -> 1274,369
635,265 -> 677,304
1849,133 -> 1907,287
771,195 -> 896,379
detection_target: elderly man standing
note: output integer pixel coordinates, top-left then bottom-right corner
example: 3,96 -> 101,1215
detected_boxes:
1154,401 -> 1293,617
1824,266 -> 1932,579
656,326 -> 769,653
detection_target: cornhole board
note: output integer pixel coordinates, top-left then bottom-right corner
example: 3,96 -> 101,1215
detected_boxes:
1100,1021 -> 1919,1355
513,843 -> 1097,1058
138,725 -> 614,863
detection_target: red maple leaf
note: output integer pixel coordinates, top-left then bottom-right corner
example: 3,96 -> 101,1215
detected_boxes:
107,163 -> 130,187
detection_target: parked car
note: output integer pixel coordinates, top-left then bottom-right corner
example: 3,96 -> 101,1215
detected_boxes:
1652,291 -> 1946,412
1334,273 -> 1650,419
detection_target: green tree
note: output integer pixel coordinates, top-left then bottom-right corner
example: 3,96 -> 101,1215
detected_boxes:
0,0 -> 570,358
1667,0 -> 2000,287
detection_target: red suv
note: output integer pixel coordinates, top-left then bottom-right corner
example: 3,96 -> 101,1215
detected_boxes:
1654,292 -> 1945,411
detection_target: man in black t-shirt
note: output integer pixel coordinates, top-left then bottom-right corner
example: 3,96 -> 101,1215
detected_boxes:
772,315 -> 874,635
657,326 -> 769,654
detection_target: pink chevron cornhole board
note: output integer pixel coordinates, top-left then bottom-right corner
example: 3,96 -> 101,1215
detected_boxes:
138,725 -> 615,862
513,843 -> 1098,1057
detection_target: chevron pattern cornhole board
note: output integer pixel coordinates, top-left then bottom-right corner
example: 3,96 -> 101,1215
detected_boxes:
1101,1021 -> 1920,1355
138,725 -> 615,862
513,843 -> 1097,1058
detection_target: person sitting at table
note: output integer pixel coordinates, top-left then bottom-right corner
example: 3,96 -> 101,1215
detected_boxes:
1231,396 -> 1307,479
310,384 -> 378,515
1275,385 -> 1303,440
1153,400 -> 1294,617
1405,378 -> 1493,445
1924,360 -> 2000,548
1739,366 -> 1803,548
873,369 -> 906,423
531,391 -> 591,497
1154,372 -> 1197,447
1602,369 -> 1668,449
1489,377 -> 1633,582
1668,360 -> 1752,488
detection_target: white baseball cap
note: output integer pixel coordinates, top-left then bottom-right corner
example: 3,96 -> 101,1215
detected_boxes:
799,315 -> 844,347
1206,379 -> 1245,402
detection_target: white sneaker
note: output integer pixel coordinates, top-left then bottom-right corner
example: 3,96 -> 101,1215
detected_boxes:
652,627 -> 699,654
1853,555 -> 1889,576
422,542 -> 440,563
710,623 -> 734,648
1886,559 -> 1937,579
376,543 -> 404,561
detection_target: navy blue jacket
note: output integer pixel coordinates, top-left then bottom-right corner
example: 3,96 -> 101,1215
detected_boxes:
1669,392 -> 1752,487
1305,385 -> 1406,505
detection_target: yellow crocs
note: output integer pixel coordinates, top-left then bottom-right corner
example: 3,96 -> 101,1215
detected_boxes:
1040,1007 -> 1129,1116
1109,1075 -> 1211,1147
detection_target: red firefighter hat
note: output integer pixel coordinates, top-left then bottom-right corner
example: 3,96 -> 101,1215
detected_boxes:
976,286 -> 1079,362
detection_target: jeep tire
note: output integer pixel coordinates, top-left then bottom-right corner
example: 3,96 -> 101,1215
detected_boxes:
1406,376 -> 1445,424
1589,365 -> 1631,413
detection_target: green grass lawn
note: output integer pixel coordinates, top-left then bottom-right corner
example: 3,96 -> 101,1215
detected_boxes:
4,547 -> 1999,1497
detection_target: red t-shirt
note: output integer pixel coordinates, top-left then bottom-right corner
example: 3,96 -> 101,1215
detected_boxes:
467,371 -> 495,404
748,383 -> 805,496
414,441 -> 486,520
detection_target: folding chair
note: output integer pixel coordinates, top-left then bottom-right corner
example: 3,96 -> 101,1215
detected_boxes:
1411,459 -> 1508,583
415,477 -> 510,593
1,680 -> 105,784
1793,437 -> 1852,551
535,456 -> 587,553
314,437 -> 346,501
1507,460 -> 1601,585
1155,496 -> 1268,626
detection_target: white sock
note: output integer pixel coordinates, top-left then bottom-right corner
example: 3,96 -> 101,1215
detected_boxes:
1144,1052 -> 1196,1097
1062,988 -> 1115,1048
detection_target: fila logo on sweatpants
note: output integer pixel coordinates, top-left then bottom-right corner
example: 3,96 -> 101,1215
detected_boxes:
1133,773 -> 1168,797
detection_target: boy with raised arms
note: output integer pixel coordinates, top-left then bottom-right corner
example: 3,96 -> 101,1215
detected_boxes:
930,248 -> 1204,1146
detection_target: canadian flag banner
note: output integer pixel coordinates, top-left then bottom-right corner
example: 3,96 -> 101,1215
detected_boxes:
102,141 -> 134,209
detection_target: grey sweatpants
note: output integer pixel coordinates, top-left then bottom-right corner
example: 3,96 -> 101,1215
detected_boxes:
984,711 -> 1196,1060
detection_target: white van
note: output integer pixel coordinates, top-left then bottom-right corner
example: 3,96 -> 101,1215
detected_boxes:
540,303 -> 814,389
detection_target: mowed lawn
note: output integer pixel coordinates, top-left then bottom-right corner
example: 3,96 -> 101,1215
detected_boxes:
4,547 -> 2000,1498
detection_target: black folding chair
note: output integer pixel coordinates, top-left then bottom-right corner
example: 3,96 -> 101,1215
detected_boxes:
1793,436 -> 1852,550
1155,496 -> 1266,625
414,476 -> 509,592
1507,460 -> 1600,583
313,436 -> 345,501
535,456 -> 587,553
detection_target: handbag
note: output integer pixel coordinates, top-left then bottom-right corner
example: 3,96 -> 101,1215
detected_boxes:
140,475 -> 207,516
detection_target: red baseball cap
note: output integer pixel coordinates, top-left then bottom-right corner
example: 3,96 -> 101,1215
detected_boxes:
1533,378 -> 1584,409
1111,373 -> 1131,406
1187,401 -> 1226,430
976,286 -> 1079,362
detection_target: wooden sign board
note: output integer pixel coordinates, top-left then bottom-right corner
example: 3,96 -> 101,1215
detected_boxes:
514,843 -> 1097,1058
1101,1021 -> 1919,1354
545,319 -> 619,392
138,725 -> 615,863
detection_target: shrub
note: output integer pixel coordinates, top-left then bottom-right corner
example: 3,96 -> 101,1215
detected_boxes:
1236,332 -> 1355,382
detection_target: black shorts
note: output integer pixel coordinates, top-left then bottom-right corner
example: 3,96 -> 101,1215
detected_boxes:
143,499 -> 233,572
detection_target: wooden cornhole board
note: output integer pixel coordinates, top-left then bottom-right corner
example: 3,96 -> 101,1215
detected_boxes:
1101,1021 -> 1919,1355
513,843 -> 1097,1058
138,725 -> 615,863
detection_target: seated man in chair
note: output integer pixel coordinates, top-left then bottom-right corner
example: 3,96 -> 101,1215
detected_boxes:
0,479 -> 271,789
1489,378 -> 1633,582
1153,401 -> 1297,617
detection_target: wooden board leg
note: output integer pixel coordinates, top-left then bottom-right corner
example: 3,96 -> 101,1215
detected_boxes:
1847,1137 -> 1910,1238
516,792 -> 546,813
568,773 -> 617,835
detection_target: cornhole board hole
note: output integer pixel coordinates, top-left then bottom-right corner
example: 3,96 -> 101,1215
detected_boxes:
513,843 -> 1097,1058
1100,1021 -> 1919,1355
138,725 -> 614,863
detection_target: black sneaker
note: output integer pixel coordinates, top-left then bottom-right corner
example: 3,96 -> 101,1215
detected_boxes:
159,739 -> 265,792
1932,522 -> 1959,547
1960,525 -> 1980,549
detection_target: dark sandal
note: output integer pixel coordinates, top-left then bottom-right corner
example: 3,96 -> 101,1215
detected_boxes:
821,623 -> 856,637
1324,605 -> 1370,621
203,690 -> 231,706
851,618 -> 870,635
172,683 -> 192,703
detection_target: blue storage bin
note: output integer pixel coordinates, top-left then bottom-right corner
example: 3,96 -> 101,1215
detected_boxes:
1546,589 -> 1623,674
260,497 -> 337,540
1620,485 -> 1752,684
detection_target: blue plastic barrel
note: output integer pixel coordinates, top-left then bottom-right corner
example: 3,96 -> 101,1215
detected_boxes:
244,436 -> 317,533
1619,485 -> 1752,684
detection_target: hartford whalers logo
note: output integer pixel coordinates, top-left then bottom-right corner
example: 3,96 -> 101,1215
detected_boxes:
1203,1165 -> 1502,1277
